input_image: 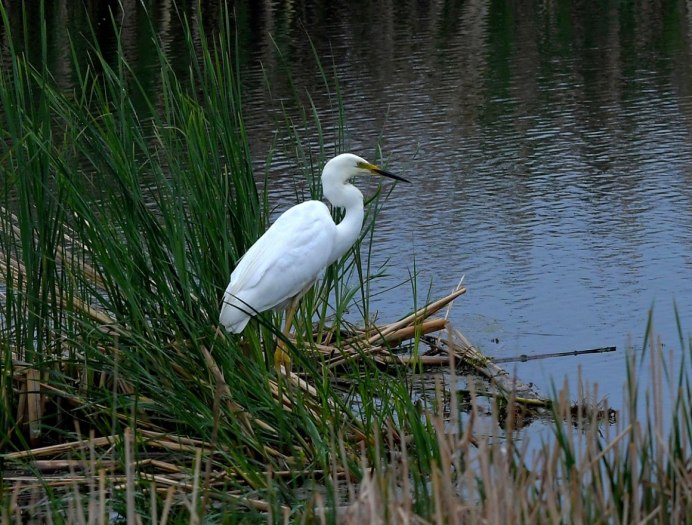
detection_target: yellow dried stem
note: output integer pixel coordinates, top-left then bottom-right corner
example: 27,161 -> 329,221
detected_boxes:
363,286 -> 466,346
25,369 -> 42,445
3,435 -> 120,461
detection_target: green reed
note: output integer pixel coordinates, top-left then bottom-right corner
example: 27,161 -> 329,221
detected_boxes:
1,0 -> 335,501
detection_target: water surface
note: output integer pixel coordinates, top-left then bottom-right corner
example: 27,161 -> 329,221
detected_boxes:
237,0 -> 692,418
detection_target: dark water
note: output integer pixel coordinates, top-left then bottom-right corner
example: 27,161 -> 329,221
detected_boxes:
4,1 -> 691,424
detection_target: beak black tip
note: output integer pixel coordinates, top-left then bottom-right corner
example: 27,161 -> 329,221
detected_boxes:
375,168 -> 410,184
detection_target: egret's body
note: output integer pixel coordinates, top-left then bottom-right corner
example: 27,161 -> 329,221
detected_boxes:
219,153 -> 408,368
219,199 -> 343,333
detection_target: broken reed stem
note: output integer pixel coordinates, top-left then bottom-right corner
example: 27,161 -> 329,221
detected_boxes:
200,343 -> 280,438
340,286 -> 466,348
2,435 -> 121,461
124,428 -> 136,525
325,318 -> 450,369
25,368 -> 42,445
199,343 -> 246,417
4,459 -> 118,472
364,286 -> 466,345
377,318 -> 448,347
2,430 -> 218,465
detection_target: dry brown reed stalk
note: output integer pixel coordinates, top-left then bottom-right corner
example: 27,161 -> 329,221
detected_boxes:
199,342 -> 255,427
325,359 -> 690,524
2,427 -> 284,519
355,286 -> 467,347
7,340 -> 688,524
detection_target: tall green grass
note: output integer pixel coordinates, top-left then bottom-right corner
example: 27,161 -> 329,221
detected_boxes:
0,1 -> 357,511
0,2 -> 416,519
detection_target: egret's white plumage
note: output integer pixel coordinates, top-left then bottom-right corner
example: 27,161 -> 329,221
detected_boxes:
219,153 -> 408,344
219,200 -> 336,332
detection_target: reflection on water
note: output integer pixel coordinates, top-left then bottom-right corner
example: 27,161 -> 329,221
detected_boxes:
235,1 -> 692,413
3,1 -> 691,416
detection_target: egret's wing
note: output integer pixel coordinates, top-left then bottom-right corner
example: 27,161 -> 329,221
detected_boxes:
223,201 -> 336,315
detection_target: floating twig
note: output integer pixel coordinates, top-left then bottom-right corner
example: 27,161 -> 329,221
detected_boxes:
492,346 -> 616,364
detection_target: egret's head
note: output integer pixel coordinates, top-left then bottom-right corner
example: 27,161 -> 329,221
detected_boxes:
323,153 -> 410,184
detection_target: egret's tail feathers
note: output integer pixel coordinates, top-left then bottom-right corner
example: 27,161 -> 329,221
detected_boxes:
219,293 -> 257,333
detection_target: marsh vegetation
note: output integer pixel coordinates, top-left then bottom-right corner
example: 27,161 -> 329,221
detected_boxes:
1,3 -> 690,523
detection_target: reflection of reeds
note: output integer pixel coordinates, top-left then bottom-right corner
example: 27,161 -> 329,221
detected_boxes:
1,3 -> 690,523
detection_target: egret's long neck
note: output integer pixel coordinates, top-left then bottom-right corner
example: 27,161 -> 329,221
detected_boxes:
324,180 -> 364,264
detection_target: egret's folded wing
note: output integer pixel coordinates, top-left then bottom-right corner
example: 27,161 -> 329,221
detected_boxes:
223,201 -> 336,315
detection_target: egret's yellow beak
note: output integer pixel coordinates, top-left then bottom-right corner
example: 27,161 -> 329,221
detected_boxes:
358,161 -> 410,183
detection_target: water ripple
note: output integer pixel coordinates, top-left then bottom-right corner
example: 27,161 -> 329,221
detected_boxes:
238,1 -> 692,411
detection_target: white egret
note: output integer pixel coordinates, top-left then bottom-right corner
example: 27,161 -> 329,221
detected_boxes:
219,153 -> 409,369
